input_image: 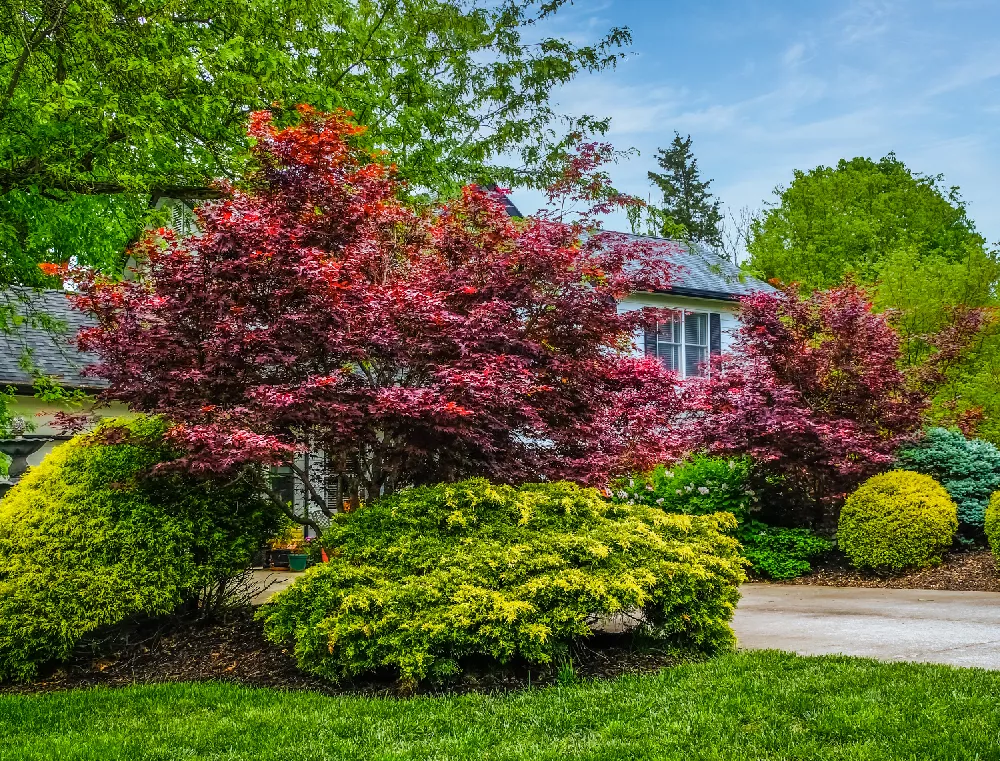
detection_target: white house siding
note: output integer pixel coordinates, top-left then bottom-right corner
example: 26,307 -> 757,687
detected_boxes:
9,395 -> 135,467
617,292 -> 741,377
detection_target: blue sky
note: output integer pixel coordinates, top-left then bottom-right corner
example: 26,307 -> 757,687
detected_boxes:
511,0 -> 1000,247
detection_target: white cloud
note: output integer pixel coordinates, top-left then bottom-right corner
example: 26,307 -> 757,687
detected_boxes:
783,42 -> 807,66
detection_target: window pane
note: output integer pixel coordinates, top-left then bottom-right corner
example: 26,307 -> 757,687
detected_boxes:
657,311 -> 681,343
686,345 -> 708,377
685,312 -> 708,347
661,344 -> 681,373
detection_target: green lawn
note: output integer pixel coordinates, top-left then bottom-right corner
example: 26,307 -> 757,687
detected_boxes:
2,650 -> 1000,760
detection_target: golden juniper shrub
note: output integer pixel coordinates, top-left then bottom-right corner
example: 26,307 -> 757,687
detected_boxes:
257,478 -> 748,687
0,417 -> 279,683
984,491 -> 1000,559
838,470 -> 957,571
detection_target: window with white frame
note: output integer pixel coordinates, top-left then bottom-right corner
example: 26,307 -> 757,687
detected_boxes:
644,310 -> 722,378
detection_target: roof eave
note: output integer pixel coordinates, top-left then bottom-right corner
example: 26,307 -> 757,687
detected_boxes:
2,380 -> 107,395
641,286 -> 745,302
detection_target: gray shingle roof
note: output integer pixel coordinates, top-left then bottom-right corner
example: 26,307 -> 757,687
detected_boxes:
623,234 -> 774,301
0,290 -> 104,389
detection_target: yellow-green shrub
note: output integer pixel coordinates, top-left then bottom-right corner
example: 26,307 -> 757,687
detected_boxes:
984,491 -> 1000,559
258,478 -> 747,687
0,417 -> 280,682
838,470 -> 957,571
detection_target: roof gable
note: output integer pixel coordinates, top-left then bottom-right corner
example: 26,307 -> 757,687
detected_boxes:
622,234 -> 773,301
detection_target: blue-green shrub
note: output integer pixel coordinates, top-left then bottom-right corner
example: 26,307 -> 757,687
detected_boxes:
897,428 -> 1000,530
258,478 -> 746,687
0,417 -> 280,682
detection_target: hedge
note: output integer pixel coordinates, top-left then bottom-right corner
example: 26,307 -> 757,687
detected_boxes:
0,417 -> 279,682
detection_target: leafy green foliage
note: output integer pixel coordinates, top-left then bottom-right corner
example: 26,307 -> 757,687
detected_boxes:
743,154 -> 1000,439
0,417 -> 280,682
736,522 -> 833,580
746,155 -> 985,290
611,456 -> 756,523
0,0 -> 628,285
985,491 -> 1000,562
838,471 -> 957,571
896,427 -> 1000,530
257,478 -> 746,686
611,457 -> 829,579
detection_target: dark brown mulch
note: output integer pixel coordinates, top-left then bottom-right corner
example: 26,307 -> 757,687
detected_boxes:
0,608 -> 683,698
772,548 -> 1000,592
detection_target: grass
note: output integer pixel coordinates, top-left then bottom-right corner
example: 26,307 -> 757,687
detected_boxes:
2,650 -> 1000,760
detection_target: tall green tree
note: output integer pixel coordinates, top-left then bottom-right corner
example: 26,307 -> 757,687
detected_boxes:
745,154 -> 1000,443
0,0 -> 630,286
645,132 -> 723,248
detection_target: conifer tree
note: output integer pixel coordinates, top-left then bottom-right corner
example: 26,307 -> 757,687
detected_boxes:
647,133 -> 723,248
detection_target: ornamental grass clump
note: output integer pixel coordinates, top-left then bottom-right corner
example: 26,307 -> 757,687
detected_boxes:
838,471 -> 957,572
0,417 -> 279,683
257,478 -> 746,687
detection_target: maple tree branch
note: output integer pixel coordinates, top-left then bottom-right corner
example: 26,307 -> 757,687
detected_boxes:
253,468 -> 324,535
328,2 -> 392,92
287,460 -> 333,517
0,165 -> 227,199
1,0 -> 69,115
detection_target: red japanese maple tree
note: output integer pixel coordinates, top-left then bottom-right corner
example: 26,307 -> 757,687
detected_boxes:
73,108 -> 684,531
681,282 -> 931,525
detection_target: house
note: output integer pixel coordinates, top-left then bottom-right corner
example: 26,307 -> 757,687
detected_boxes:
498,194 -> 770,378
616,235 -> 772,377
0,289 -> 129,467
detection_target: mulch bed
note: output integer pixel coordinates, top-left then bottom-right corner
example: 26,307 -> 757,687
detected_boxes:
771,548 -> 1000,592
0,608 -> 683,698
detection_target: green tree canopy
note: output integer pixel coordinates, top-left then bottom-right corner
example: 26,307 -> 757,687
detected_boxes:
0,0 -> 629,286
745,154 -> 985,290
745,153 -> 1000,443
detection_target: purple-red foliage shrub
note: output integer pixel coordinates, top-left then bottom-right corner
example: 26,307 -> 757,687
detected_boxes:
682,282 -> 928,524
72,107 -> 686,508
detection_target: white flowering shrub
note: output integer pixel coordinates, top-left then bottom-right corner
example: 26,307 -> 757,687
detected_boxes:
610,455 -> 756,523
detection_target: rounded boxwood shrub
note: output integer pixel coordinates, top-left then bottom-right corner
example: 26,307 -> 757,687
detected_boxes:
984,491 -> 1000,558
838,470 -> 958,571
257,478 -> 747,687
0,417 -> 280,682
896,427 -> 1000,531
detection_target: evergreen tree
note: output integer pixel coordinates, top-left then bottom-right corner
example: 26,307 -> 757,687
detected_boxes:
647,133 -> 723,248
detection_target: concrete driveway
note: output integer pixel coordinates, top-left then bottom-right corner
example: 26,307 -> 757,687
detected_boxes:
734,583 -> 1000,669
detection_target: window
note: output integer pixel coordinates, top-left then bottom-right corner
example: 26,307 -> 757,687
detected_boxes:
684,312 -> 709,377
646,311 -> 684,373
644,310 -> 724,378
